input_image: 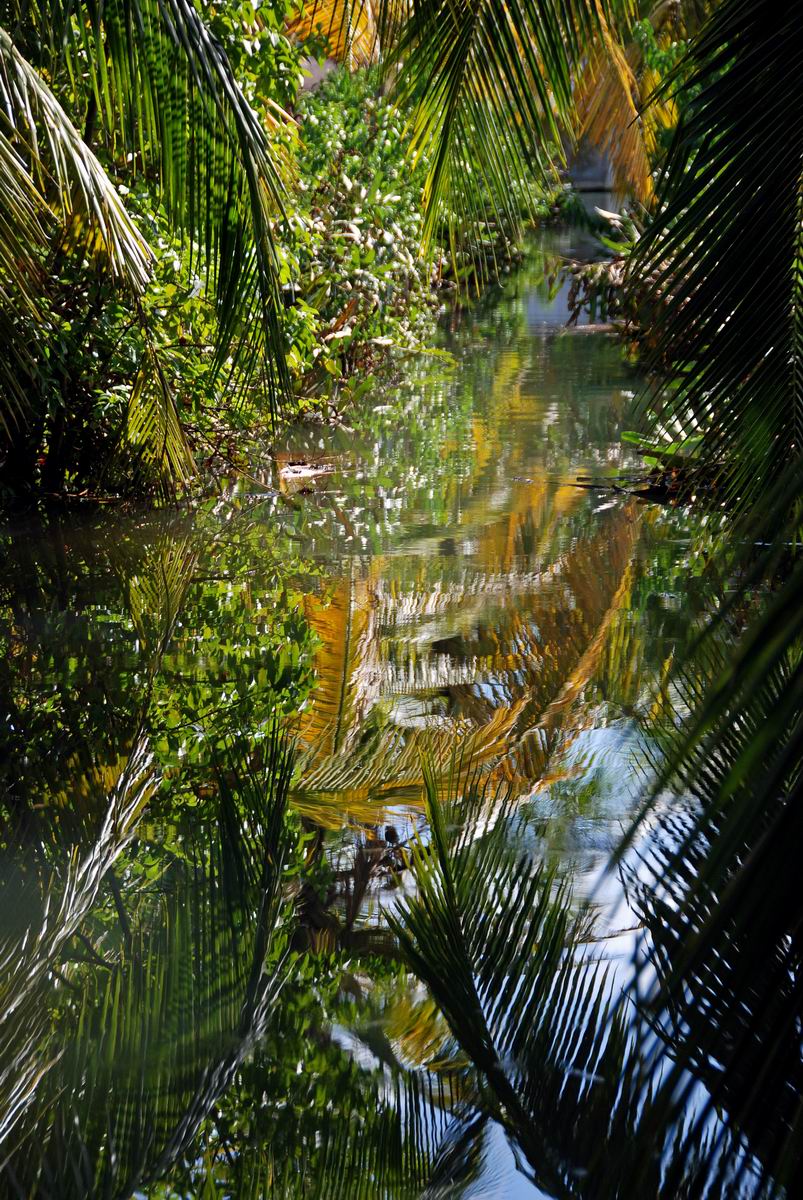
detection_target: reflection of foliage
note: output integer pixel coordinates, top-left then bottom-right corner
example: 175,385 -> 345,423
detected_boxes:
371,755 -> 771,1197
293,498 -> 649,831
0,736 -> 156,1151
0,493 -> 446,1197
0,512 -> 186,809
0,730 -> 296,1197
385,765 -> 695,1195
0,503 -> 317,820
160,975 -> 450,1198
375,482 -> 803,1196
0,498 -> 320,1187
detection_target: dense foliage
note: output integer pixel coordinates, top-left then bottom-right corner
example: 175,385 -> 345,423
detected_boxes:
0,1 -> 571,500
2,0 -> 803,1195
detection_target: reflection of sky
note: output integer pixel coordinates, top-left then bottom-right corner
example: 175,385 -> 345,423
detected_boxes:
525,192 -> 617,329
525,280 -> 575,327
468,1122 -> 545,1198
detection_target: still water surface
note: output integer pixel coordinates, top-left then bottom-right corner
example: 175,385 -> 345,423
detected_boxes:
0,231 -> 701,1196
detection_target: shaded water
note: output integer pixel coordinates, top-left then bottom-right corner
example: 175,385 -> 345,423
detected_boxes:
0,231 -> 703,1196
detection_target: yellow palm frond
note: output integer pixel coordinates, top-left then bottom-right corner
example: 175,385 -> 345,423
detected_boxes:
290,0 -> 382,68
575,37 -> 656,203
575,1 -> 699,203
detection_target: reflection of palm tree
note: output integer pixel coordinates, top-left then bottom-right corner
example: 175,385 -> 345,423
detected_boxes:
379,485 -> 803,1196
621,480 -> 803,1195
377,764 -> 756,1197
0,736 -> 156,1151
295,496 -> 642,824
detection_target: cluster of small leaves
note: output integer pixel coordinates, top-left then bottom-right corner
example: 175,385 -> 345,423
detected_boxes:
205,0 -> 312,111
276,67 -> 444,407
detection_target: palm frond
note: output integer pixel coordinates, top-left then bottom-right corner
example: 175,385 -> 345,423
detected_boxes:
618,470 -> 803,1194
387,0 -> 632,278
631,0 -> 803,506
0,23 -> 153,432
574,18 -> 656,204
55,0 -> 292,408
575,0 -> 707,204
290,0 -> 383,67
125,341 -> 195,495
0,24 -> 153,290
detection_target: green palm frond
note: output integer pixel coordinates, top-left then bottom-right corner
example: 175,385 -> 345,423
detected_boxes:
0,23 -> 154,432
125,341 -> 195,496
632,0 -> 803,506
387,0 -> 632,279
0,24 -> 153,291
46,0 -> 292,408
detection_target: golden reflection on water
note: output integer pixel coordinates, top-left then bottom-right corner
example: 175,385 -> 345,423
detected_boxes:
294,491 -> 644,827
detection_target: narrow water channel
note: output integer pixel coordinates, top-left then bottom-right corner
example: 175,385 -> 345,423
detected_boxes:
0,229 -> 703,1195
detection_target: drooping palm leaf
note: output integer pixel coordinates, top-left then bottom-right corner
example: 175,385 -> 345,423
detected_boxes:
0,23 -> 154,432
574,8 -> 657,204
53,0 -> 291,400
574,0 -> 710,205
125,340 -> 195,495
631,0 -> 803,506
387,0 -> 633,277
0,25 -> 153,290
